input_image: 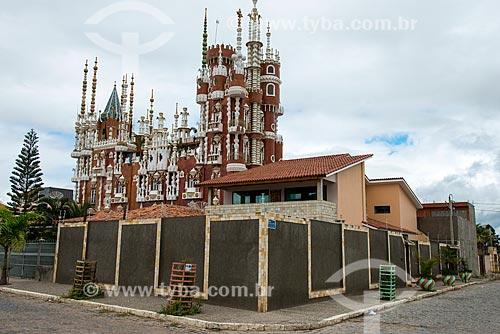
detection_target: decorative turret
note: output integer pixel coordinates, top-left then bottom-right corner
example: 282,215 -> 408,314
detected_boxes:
128,74 -> 135,136
72,0 -> 285,209
120,75 -> 128,119
90,58 -> 98,115
149,89 -> 155,139
80,60 -> 89,117
100,84 -> 122,122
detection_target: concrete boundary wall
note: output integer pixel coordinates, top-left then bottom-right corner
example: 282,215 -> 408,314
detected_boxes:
55,214 -> 411,312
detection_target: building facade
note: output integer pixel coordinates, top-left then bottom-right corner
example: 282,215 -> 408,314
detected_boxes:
417,202 -> 479,274
71,0 -> 284,211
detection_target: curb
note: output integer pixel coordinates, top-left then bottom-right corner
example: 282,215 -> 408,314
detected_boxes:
0,280 -> 489,331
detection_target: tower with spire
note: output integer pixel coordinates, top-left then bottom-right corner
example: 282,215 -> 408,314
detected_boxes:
71,0 -> 284,210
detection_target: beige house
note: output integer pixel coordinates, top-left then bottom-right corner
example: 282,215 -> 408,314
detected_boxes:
365,177 -> 429,241
201,155 -> 427,240
200,153 -> 373,226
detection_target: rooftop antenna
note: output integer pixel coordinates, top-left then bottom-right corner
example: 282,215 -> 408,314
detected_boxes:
214,19 -> 220,44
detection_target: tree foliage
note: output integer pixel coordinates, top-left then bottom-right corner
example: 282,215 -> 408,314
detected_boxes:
0,208 -> 43,284
7,129 -> 44,213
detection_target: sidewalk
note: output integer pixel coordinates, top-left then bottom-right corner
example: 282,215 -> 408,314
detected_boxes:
0,278 -> 491,331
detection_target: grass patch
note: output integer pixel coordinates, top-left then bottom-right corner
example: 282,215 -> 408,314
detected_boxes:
159,301 -> 202,317
62,287 -> 104,300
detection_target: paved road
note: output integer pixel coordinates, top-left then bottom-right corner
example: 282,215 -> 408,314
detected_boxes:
1,281 -> 499,334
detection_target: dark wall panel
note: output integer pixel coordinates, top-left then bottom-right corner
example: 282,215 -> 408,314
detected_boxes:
118,224 -> 157,287
268,221 -> 308,311
431,242 -> 441,276
209,220 -> 259,311
344,230 -> 369,294
159,216 -> 206,290
311,221 -> 342,291
56,227 -> 85,284
86,221 -> 119,284
369,230 -> 389,285
419,244 -> 431,261
390,235 -> 407,287
409,243 -> 419,278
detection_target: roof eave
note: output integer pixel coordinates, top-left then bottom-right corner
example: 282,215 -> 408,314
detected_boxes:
201,176 -> 323,189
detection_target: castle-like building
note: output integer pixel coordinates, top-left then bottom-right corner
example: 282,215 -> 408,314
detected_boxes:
71,0 -> 284,211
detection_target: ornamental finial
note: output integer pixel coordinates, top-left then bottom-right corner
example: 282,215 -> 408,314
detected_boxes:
202,8 -> 208,69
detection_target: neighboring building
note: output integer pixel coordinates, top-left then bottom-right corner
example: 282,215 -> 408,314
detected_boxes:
417,202 -> 479,274
71,1 -> 284,211
39,187 -> 74,201
365,177 -> 424,239
200,153 -> 373,225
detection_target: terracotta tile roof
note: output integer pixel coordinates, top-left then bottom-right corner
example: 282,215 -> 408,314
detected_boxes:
366,176 -> 423,209
62,204 -> 204,223
200,153 -> 373,187
368,177 -> 405,181
364,218 -> 416,234
420,202 -> 471,209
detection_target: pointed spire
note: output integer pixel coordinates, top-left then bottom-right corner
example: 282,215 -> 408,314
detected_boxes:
174,102 -> 179,130
120,74 -> 128,121
248,0 -> 262,42
202,8 -> 208,70
236,9 -> 243,54
80,60 -> 89,117
128,74 -> 135,135
266,22 -> 272,60
234,10 -> 246,75
149,89 -> 154,136
90,57 -> 98,115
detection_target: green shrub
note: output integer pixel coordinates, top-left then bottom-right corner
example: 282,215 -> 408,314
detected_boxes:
419,258 -> 439,279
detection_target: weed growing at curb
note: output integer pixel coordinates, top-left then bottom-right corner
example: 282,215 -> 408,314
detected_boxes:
159,301 -> 202,317
62,288 -> 104,300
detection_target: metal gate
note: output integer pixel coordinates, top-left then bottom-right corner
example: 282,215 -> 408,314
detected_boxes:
0,241 -> 56,279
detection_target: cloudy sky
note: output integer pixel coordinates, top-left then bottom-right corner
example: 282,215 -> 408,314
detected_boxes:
1,0 -> 499,230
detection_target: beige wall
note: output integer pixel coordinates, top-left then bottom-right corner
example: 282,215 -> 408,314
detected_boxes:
399,188 -> 418,232
366,183 -> 400,226
366,183 -> 418,233
337,163 -> 366,226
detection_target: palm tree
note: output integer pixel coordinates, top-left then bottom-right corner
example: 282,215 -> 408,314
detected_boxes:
477,224 -> 492,254
38,197 -> 69,222
0,208 -> 43,285
63,201 -> 93,219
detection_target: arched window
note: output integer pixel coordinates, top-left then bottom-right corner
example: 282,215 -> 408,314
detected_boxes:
267,65 -> 275,75
267,83 -> 276,97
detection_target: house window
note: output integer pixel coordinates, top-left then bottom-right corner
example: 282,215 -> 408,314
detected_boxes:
267,65 -> 275,75
266,83 -> 275,96
375,206 -> 391,214
233,190 -> 269,204
90,189 -> 96,204
285,187 -> 317,202
152,181 -> 160,191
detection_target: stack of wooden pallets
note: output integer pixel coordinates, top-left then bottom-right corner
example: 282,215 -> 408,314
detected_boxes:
167,262 -> 197,309
72,260 -> 97,294
379,264 -> 396,301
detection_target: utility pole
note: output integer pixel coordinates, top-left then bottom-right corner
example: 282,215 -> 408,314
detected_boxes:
449,194 -> 455,245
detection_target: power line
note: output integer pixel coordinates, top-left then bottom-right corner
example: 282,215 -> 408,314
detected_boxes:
475,208 -> 500,213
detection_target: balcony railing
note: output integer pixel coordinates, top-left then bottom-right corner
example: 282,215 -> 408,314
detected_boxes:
205,200 -> 337,223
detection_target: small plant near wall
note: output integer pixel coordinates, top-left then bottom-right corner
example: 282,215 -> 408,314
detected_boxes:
417,257 -> 439,291
441,248 -> 459,286
458,258 -> 473,283
62,286 -> 104,300
159,300 -> 202,317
